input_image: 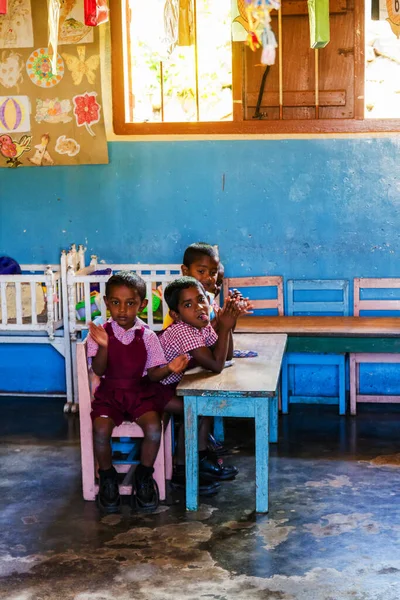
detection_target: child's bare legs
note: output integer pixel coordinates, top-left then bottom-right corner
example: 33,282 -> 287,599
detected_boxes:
135,411 -> 162,467
93,416 -> 120,513
93,416 -> 115,470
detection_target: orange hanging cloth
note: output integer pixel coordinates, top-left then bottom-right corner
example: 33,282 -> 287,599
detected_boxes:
178,0 -> 194,46
84,0 -> 109,26
0,0 -> 7,14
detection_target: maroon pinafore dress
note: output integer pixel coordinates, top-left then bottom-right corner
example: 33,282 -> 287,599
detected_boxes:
90,322 -> 174,426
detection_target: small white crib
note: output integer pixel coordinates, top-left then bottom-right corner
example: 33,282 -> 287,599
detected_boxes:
0,262 -> 73,405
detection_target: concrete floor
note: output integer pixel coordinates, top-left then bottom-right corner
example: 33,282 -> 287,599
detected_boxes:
1,397 -> 400,600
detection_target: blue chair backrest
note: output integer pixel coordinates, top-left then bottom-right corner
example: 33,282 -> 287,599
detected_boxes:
287,279 -> 349,316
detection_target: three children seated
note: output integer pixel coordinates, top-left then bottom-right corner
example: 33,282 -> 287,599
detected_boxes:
87,242 -> 251,514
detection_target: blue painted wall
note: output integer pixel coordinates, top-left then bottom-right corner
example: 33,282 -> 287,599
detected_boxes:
1,138 -> 400,395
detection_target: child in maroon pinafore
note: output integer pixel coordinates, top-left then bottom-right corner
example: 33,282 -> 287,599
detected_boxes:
87,271 -> 188,514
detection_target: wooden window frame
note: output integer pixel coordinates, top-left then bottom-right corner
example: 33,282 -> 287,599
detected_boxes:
110,0 -> 400,136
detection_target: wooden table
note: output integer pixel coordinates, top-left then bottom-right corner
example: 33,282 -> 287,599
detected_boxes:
235,316 -> 400,337
235,316 -> 400,355
177,333 -> 287,513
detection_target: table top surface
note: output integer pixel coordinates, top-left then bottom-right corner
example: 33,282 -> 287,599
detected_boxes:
235,316 -> 400,337
177,333 -> 287,397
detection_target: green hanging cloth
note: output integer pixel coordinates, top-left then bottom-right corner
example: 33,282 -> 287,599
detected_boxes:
307,0 -> 330,48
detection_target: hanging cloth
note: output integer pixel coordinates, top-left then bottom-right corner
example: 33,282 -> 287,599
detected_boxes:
163,0 -> 179,55
178,0 -> 194,46
0,0 -> 7,15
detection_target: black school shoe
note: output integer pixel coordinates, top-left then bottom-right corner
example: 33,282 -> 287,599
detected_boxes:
132,469 -> 159,513
199,451 -> 239,482
171,465 -> 220,497
97,468 -> 121,514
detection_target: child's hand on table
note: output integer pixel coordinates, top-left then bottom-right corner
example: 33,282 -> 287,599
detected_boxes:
168,354 -> 190,374
89,321 -> 109,348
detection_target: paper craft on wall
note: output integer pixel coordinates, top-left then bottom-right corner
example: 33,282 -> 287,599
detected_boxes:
62,46 -> 99,85
0,95 -> 30,133
59,0 -> 93,44
73,91 -> 100,135
55,134 -> 80,156
35,98 -> 72,124
0,0 -> 108,167
0,50 -> 24,89
0,133 -> 31,167
29,133 -> 54,166
26,48 -> 64,87
0,0 -> 33,49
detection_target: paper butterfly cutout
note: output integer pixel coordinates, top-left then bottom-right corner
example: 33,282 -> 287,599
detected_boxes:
61,45 -> 100,86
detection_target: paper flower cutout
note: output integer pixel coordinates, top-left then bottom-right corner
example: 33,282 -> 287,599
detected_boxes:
72,91 -> 101,136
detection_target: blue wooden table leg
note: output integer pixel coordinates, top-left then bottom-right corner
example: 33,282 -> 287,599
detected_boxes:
213,416 -> 224,442
255,397 -> 269,513
281,354 -> 290,414
339,356 -> 346,415
184,395 -> 199,511
269,394 -> 278,443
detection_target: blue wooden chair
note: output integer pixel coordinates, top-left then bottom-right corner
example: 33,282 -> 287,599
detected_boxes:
214,275 -> 284,443
281,279 -> 349,415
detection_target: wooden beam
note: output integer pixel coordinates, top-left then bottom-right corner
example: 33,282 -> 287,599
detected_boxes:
246,90 -> 346,107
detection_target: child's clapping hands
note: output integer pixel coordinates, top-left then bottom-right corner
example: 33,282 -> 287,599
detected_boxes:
228,289 -> 254,317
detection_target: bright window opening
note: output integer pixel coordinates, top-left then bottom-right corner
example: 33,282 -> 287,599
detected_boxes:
125,0 -> 233,123
365,0 -> 400,117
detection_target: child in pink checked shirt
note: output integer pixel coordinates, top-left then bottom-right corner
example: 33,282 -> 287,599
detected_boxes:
87,271 -> 189,515
159,276 -> 246,488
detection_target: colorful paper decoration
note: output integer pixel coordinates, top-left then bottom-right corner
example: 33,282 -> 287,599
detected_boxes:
84,0 -> 109,27
0,0 -> 34,48
35,98 -> 72,124
0,95 -> 30,133
0,0 -> 7,15
62,46 -> 100,86
29,133 -> 54,166
59,1 -> 93,44
386,0 -> 400,37
0,133 -> 31,167
307,0 -> 330,48
26,48 -> 64,87
0,51 -> 24,89
243,0 -> 280,64
55,135 -> 80,157
72,91 -> 101,136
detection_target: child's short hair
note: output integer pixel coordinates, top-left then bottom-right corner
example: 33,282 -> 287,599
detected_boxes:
105,271 -> 146,301
164,276 -> 205,313
182,242 -> 219,267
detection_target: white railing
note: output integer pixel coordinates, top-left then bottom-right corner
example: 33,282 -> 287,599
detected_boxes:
0,265 -> 63,337
66,259 -> 181,334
